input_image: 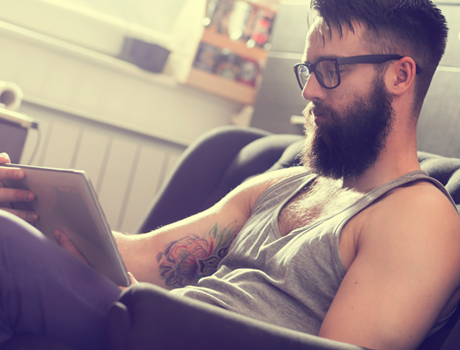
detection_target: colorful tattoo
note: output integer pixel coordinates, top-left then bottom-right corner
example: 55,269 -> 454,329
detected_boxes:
156,222 -> 239,289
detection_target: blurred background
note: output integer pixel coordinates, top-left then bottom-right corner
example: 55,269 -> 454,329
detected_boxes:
0,0 -> 458,233
0,0 -> 286,233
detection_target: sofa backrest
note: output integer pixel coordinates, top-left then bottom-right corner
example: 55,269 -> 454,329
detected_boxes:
136,127 -> 460,233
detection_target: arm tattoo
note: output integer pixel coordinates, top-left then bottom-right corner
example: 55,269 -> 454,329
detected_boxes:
156,222 -> 239,289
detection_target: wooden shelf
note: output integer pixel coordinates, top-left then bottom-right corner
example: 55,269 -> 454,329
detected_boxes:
246,0 -> 278,11
184,27 -> 267,105
168,0 -> 276,105
187,68 -> 256,104
201,28 -> 267,62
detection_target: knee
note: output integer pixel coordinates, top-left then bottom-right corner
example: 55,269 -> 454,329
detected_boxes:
0,210 -> 45,247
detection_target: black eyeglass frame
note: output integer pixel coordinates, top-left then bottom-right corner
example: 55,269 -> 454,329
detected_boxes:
293,54 -> 423,90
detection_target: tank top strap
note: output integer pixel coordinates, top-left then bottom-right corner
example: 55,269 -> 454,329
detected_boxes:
342,170 -> 457,219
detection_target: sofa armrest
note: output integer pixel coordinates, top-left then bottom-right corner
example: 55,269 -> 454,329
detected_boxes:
107,283 -> 368,350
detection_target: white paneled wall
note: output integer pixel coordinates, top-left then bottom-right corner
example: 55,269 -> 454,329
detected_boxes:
0,19 -> 242,233
19,101 -> 185,233
0,20 -> 241,145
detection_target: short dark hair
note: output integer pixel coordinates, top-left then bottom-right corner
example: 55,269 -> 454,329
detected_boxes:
309,0 -> 448,116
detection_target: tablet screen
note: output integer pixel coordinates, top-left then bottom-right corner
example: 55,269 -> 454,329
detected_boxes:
1,164 -> 130,287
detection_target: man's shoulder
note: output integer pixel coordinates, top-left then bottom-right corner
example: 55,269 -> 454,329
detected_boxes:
360,178 -> 460,247
378,179 -> 457,219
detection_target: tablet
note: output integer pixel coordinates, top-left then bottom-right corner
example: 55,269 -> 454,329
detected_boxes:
1,164 -> 130,287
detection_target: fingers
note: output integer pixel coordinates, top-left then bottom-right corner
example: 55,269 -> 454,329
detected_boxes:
0,179 -> 36,222
0,157 -> 36,222
0,152 -> 11,164
119,272 -> 139,291
0,167 -> 26,181
0,187 -> 35,203
53,229 -> 88,264
0,152 -> 26,184
128,272 -> 138,285
0,208 -> 38,223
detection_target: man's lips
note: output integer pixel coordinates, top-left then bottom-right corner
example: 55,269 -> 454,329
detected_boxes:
313,113 -> 326,124
305,104 -> 329,125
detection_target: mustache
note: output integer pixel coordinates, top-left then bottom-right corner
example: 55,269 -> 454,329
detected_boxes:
302,102 -> 341,124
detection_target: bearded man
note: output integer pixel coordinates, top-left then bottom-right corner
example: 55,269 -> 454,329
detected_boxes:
0,0 -> 459,350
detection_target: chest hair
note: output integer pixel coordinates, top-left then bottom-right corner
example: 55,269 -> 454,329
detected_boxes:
278,177 -> 363,237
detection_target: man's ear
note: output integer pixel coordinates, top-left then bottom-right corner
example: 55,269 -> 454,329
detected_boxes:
385,57 -> 417,96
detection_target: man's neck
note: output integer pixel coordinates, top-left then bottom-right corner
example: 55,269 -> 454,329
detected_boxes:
342,144 -> 421,193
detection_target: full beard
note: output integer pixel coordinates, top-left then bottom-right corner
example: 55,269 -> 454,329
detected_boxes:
300,75 -> 394,181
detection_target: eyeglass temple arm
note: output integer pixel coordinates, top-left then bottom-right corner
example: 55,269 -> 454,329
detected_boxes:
337,55 -> 423,74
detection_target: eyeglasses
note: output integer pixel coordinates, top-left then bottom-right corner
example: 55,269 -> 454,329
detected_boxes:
293,54 -> 423,90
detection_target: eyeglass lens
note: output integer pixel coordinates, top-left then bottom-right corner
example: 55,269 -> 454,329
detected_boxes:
297,60 -> 339,89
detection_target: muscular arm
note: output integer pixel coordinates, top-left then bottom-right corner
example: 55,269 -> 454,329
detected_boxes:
114,167 -> 304,289
319,183 -> 460,350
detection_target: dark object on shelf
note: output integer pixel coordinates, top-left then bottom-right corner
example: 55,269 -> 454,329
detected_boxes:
247,8 -> 276,49
206,0 -> 234,34
119,37 -> 170,73
193,42 -> 222,72
237,57 -> 260,86
192,41 -> 261,89
0,120 -> 27,164
227,1 -> 254,41
214,48 -> 240,81
0,108 -> 38,163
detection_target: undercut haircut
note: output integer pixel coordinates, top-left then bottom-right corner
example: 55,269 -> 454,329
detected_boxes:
309,0 -> 448,117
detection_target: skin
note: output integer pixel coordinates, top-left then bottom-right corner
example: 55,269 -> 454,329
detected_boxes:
109,170 -> 287,287
1,19 -> 460,350
0,153 -> 37,223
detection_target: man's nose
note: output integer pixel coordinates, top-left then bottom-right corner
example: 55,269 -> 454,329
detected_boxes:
302,72 -> 326,102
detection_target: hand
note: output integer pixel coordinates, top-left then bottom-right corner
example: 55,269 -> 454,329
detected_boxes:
54,228 -> 138,290
0,153 -> 38,223
53,228 -> 88,264
119,272 -> 138,291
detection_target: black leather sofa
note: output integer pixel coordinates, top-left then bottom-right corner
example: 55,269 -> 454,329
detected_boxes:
5,126 -> 460,350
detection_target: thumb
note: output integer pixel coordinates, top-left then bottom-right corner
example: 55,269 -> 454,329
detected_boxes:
54,229 -> 88,264
0,152 -> 11,164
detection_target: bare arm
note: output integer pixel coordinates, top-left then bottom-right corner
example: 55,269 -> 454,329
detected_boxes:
114,167 -> 304,289
319,183 -> 460,350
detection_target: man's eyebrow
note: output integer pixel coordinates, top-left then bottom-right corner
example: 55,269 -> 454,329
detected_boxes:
303,55 -> 342,64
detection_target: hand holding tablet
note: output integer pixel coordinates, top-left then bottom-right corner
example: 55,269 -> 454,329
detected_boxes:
0,163 -> 130,287
0,154 -> 38,223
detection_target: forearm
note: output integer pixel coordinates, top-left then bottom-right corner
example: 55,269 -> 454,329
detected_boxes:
113,217 -> 241,289
113,231 -> 157,284
112,168 -> 282,289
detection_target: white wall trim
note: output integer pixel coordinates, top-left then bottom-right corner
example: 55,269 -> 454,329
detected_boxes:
0,0 -> 172,55
38,0 -> 172,46
0,19 -> 177,88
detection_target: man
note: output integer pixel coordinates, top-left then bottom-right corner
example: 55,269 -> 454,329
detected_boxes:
0,0 -> 459,349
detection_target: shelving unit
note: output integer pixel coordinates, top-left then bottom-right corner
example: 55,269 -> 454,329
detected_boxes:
167,0 -> 277,105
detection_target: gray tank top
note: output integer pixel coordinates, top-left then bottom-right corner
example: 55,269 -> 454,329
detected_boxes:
171,170 -> 457,336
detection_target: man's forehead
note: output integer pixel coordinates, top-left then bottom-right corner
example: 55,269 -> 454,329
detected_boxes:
302,19 -> 366,63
